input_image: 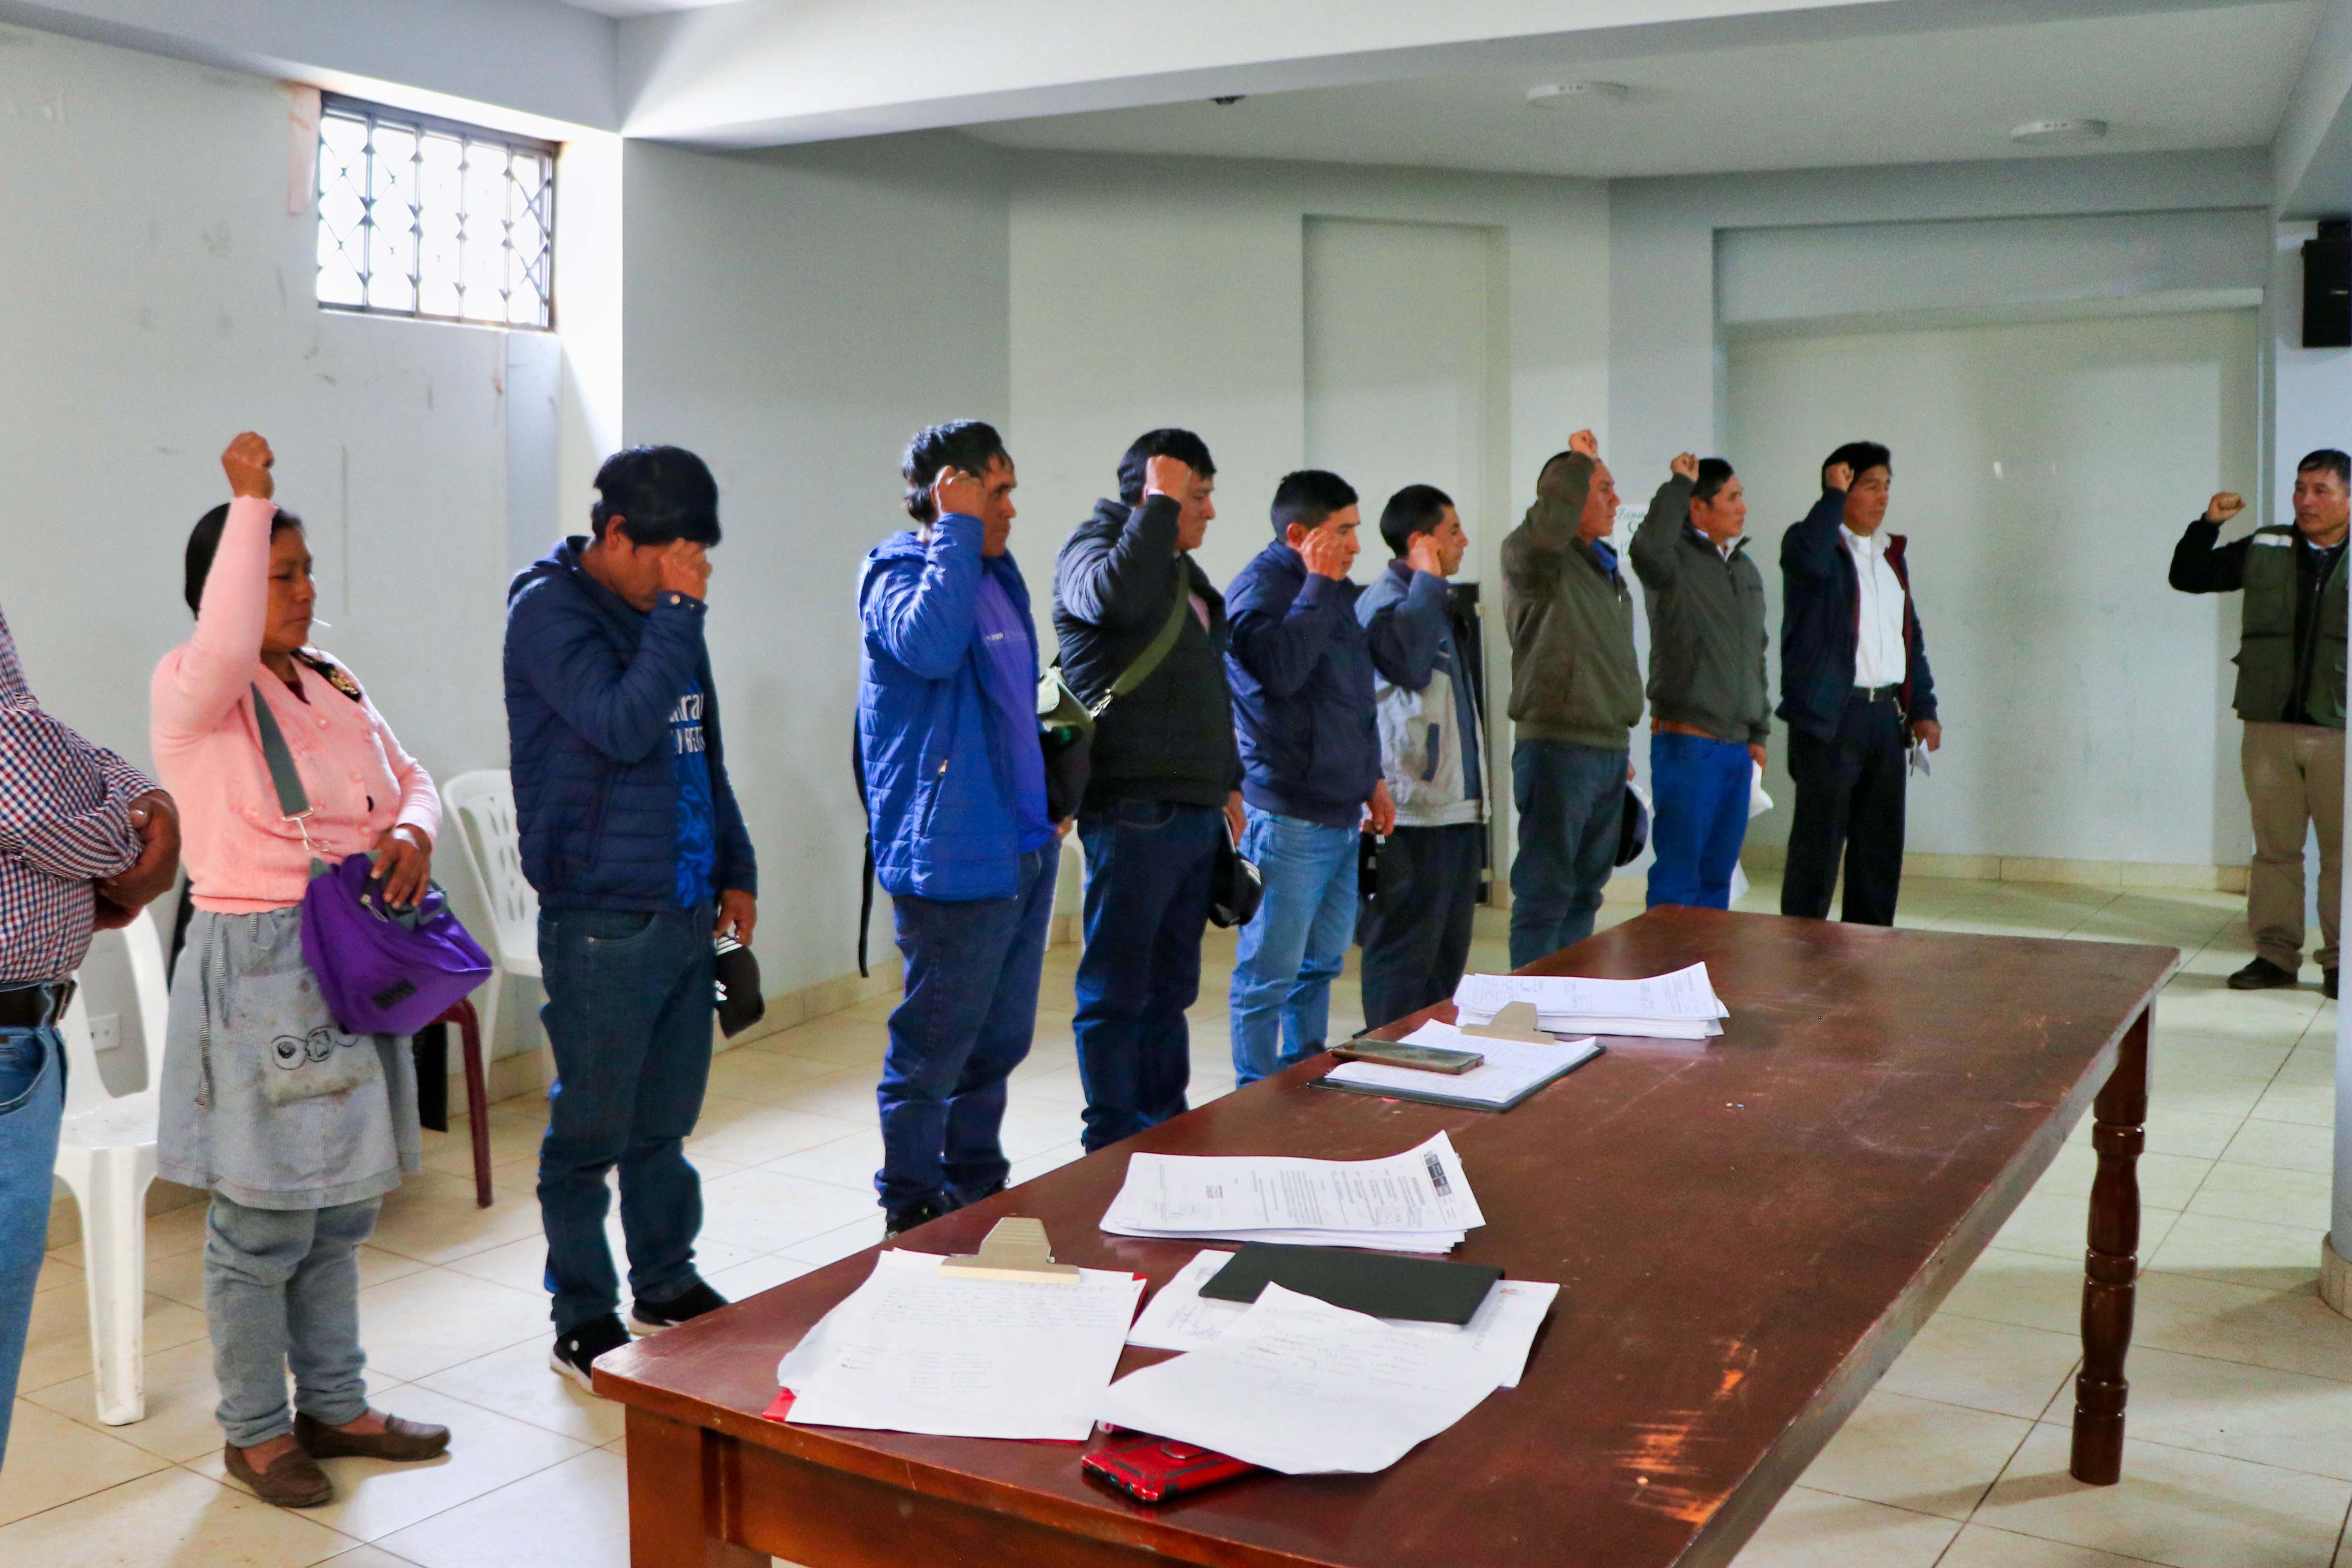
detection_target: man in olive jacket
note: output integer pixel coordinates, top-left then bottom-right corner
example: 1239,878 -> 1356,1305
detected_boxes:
1628,454 -> 1769,910
2169,449 -> 2352,998
1500,429 -> 1641,967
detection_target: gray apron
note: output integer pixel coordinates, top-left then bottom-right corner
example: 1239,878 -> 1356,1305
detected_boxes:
157,906 -> 422,1210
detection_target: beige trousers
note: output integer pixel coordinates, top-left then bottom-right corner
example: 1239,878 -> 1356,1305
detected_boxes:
2241,721 -> 2345,973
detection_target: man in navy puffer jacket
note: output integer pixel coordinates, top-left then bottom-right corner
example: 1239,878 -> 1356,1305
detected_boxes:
858,421 -> 1058,1237
505,446 -> 757,1389
1224,470 -> 1396,1086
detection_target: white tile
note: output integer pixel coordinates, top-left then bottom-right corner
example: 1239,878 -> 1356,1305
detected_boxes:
778,1213 -> 888,1267
697,1167 -> 877,1253
13,1282 -> 208,1396
2032,1146 -> 2212,1213
700,1252 -> 820,1302
22,1334 -> 244,1464
2135,1272 -> 2352,1385
377,1448 -> 630,1568
2116,1342 -> 2352,1482
1941,1522 -> 2206,1567
1726,1485 -> 1960,1568
758,1129 -> 882,1192
0,1399 -> 169,1525
2187,1161 -> 2333,1233
192,1384 -> 588,1544
2221,1118 -> 2336,1174
2147,1211 -> 2325,1294
1975,1421 -> 2352,1568
1796,1388 -> 2032,1520
0,1465 -> 359,1566
355,1269 -> 549,1383
1878,1314 -> 2082,1421
415,1336 -> 624,1447
1991,1189 -> 2181,1265
1938,1247 -> 2088,1337
367,1171 -> 550,1267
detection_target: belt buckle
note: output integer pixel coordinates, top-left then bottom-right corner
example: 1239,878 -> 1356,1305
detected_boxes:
49,980 -> 76,1027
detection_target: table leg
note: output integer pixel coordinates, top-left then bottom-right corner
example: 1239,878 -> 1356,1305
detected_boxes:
626,1408 -> 767,1568
2071,1004 -> 2149,1485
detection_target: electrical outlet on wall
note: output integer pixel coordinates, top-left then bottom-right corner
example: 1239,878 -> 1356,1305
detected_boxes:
90,1013 -> 122,1053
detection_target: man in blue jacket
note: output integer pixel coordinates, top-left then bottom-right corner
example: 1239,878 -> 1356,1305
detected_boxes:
1225,471 -> 1396,1086
1777,442 -> 1941,926
858,421 -> 1058,1238
505,445 -> 759,1390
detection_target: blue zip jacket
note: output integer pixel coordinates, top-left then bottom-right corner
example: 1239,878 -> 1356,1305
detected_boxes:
1223,539 -> 1381,829
505,538 -> 757,912
1776,491 -> 1939,742
858,514 -> 1041,902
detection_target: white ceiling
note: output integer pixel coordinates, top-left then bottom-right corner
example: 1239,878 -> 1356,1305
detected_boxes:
554,0 -> 732,16
964,2 -> 2323,180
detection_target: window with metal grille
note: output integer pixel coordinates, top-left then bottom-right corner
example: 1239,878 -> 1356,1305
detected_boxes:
314,94 -> 557,329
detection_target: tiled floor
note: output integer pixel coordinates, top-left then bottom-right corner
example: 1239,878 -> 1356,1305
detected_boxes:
8,874 -> 2350,1567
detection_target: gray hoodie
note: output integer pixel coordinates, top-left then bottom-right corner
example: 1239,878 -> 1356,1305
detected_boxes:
1357,562 -> 1485,828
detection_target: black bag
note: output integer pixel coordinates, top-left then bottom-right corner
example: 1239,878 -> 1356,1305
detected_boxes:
1036,571 -> 1194,822
1615,784 -> 1652,868
1209,817 -> 1264,929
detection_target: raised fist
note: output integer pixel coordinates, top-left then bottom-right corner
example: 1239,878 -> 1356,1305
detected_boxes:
222,432 -> 274,501
1824,461 -> 1854,494
1567,429 -> 1599,459
1670,452 -> 1699,483
2205,492 -> 2246,524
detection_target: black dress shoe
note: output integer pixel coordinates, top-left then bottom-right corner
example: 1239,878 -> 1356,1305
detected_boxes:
884,1198 -> 946,1239
2327,969 -> 2339,1001
2227,957 -> 2299,990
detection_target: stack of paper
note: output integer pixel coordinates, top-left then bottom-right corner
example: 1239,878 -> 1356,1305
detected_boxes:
1127,1249 -> 1557,1389
1099,1131 -> 1483,1254
1098,1284 -> 1503,1474
1452,961 -> 1729,1040
776,1249 -> 1145,1441
1321,1020 -> 1601,1110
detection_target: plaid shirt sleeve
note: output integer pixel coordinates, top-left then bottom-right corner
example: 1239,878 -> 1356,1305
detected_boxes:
0,603 -> 151,982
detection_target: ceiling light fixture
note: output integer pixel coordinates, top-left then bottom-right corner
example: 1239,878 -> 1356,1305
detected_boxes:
1211,95 -> 1244,107
1526,82 -> 1630,108
2010,117 -> 2108,145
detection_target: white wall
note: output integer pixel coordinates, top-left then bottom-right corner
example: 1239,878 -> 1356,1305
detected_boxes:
620,132 -> 1012,994
0,25 -> 560,1063
1726,309 -> 2261,868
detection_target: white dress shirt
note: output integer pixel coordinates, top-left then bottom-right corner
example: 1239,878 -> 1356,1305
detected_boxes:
1841,524 -> 1907,688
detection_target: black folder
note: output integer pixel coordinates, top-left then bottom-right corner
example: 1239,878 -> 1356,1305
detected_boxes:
1198,1243 -> 1504,1326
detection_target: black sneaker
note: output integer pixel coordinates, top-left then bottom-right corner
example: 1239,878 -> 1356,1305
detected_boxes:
884,1198 -> 946,1239
629,1281 -> 729,1336
2227,956 -> 2299,991
548,1314 -> 631,1393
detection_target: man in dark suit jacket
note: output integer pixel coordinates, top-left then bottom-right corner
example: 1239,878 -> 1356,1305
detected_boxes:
1777,442 -> 1941,926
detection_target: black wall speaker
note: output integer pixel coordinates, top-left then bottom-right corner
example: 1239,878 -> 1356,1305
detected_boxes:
2307,220 -> 2350,350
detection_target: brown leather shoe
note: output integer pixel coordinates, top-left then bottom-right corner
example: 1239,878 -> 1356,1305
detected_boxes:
223,1441 -> 334,1508
294,1410 -> 452,1462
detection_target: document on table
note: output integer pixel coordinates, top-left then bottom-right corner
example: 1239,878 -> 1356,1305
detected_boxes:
1098,1284 -> 1503,1474
1453,962 -> 1729,1038
1319,1022 -> 1600,1110
1127,1249 -> 1559,1389
1099,1131 -> 1483,1253
777,1249 -> 1145,1441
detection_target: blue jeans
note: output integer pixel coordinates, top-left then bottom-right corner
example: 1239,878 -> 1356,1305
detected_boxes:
1074,802 -> 1220,1152
1229,809 -> 1358,1086
537,904 -> 715,1335
1510,740 -> 1627,969
0,1020 -> 63,1465
1647,731 -> 1753,911
880,846 -> 1056,1216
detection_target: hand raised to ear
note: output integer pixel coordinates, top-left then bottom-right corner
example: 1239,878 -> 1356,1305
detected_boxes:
931,465 -> 988,523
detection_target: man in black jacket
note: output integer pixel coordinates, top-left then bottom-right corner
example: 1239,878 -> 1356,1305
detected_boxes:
1053,429 -> 1244,1151
1777,442 -> 1940,926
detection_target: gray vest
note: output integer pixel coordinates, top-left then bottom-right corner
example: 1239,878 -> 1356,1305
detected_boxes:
2235,526 -> 2348,730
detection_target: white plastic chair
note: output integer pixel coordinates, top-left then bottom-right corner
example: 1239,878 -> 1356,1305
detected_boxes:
439,769 -> 541,1060
53,908 -> 171,1426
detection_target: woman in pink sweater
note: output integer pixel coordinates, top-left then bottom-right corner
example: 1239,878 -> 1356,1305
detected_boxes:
151,433 -> 452,1508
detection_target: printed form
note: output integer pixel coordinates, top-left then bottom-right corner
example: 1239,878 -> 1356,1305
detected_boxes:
778,1249 -> 1144,1441
1100,1131 -> 1484,1252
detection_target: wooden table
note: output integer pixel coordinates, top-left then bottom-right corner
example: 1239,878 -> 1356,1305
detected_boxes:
599,908 -> 2177,1568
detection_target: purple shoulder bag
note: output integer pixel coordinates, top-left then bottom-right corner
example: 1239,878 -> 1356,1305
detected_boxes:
251,683 -> 492,1037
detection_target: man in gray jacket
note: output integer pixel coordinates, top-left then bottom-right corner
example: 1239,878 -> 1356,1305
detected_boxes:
1500,429 -> 1642,967
1357,485 -> 1485,1029
1629,454 -> 1769,909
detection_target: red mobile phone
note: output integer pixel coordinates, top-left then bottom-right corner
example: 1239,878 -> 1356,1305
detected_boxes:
1082,1434 -> 1261,1503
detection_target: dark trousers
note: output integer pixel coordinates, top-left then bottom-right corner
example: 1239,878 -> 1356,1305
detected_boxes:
880,846 -> 1056,1215
1359,823 -> 1484,1031
537,904 -> 715,1334
1073,802 -> 1220,1152
1781,693 -> 1908,926
1647,731 -> 1752,910
1510,739 -> 1627,969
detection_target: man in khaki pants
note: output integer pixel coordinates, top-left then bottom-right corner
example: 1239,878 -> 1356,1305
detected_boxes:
2170,450 -> 2352,997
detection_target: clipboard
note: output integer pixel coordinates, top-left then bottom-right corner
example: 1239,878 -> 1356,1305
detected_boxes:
1311,1004 -> 1604,1112
938,1217 -> 1082,1283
